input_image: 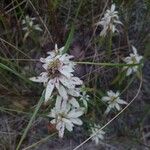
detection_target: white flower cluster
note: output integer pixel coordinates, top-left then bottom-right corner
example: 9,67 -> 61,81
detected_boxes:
28,2 -> 143,145
22,15 -> 42,32
48,96 -> 84,138
102,90 -> 127,114
90,124 -> 105,145
123,46 -> 143,76
95,47 -> 142,144
30,44 -> 89,137
96,4 -> 122,36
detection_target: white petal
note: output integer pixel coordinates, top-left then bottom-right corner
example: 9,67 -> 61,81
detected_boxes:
50,119 -> 56,124
98,134 -> 104,140
22,27 -> 28,31
59,76 -> 75,89
59,65 -> 74,77
67,88 -> 80,97
126,68 -> 132,76
59,54 -> 74,62
29,75 -> 47,83
65,122 -> 73,132
83,100 -> 88,108
111,4 -> 116,12
56,122 -> 65,138
105,106 -> 111,114
45,80 -> 55,102
102,96 -> 110,102
48,108 -> 56,118
60,100 -> 67,112
115,103 -> 121,111
111,24 -> 116,33
124,57 -> 131,63
70,118 -> 83,125
68,109 -> 83,118
117,99 -> 127,105
115,91 -> 120,97
56,84 -> 68,100
107,90 -> 114,97
94,137 -> 99,145
55,44 -> 58,52
133,66 -> 138,72
114,20 -> 122,24
62,118 -> 73,131
55,95 -> 63,110
58,46 -> 65,54
71,77 -> 83,85
132,46 -> 137,55
42,63 -> 49,70
34,25 -> 42,31
69,97 -> 80,108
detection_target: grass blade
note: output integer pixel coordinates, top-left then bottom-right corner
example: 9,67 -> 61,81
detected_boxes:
0,62 -> 31,84
63,25 -> 75,54
62,0 -> 83,54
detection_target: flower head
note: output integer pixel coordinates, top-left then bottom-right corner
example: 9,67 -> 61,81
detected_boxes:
22,15 -> 42,32
90,124 -> 105,145
30,44 -> 83,102
96,4 -> 122,36
123,46 -> 143,76
48,96 -> 84,138
102,90 -> 127,114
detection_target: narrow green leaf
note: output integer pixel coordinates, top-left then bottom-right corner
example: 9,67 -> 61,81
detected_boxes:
0,62 -> 31,84
62,0 -> 83,54
63,25 -> 75,54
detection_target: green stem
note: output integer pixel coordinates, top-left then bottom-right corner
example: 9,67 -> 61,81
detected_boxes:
76,61 -> 140,67
108,31 -> 112,57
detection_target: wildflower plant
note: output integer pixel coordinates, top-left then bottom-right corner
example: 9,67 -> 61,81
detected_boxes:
30,44 -> 83,102
30,44 -> 87,137
28,3 -> 143,143
90,124 -> 105,145
22,15 -> 42,32
123,46 -> 143,76
48,96 -> 84,138
102,91 -> 127,114
22,15 -> 42,40
96,4 -> 122,36
9,1 -> 145,149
